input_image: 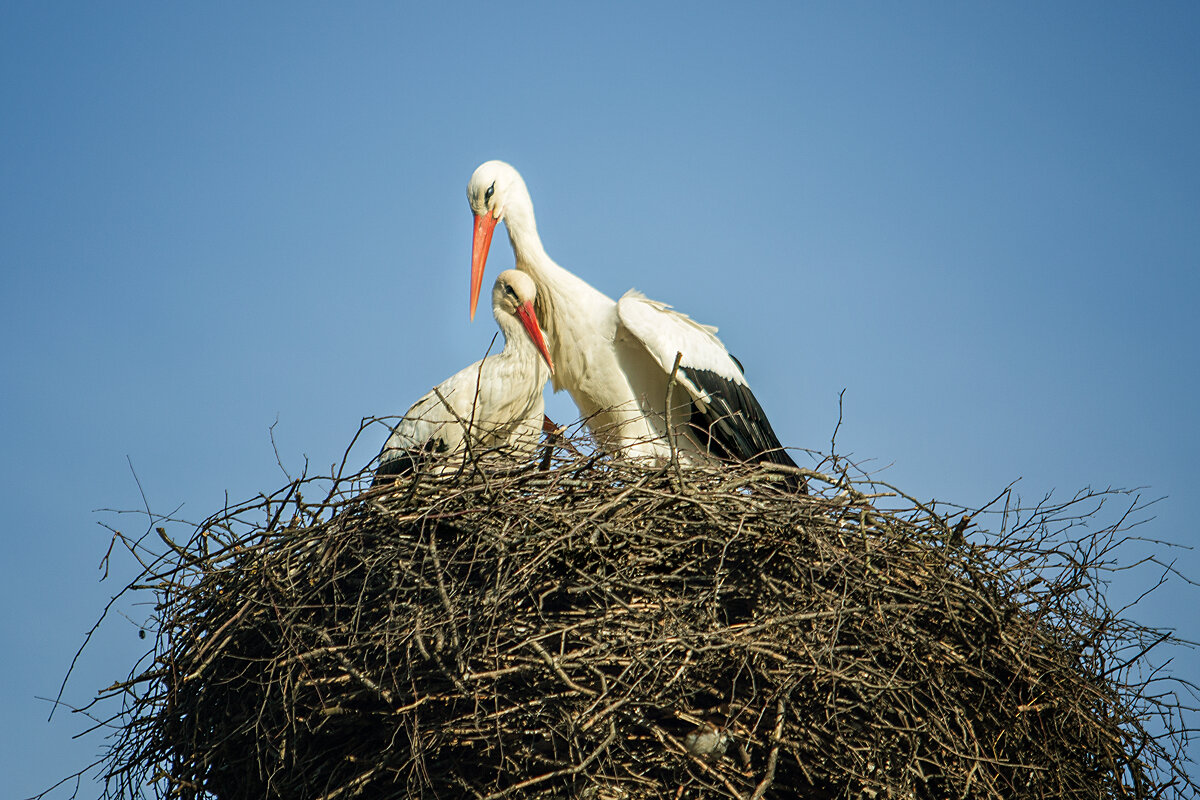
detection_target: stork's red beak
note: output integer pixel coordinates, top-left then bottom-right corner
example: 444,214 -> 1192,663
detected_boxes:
470,212 -> 498,320
515,299 -> 554,374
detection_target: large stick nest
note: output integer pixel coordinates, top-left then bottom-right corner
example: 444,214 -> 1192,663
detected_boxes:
89,437 -> 1196,799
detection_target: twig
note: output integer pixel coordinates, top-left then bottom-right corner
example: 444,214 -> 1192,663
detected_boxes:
749,697 -> 786,800
665,351 -> 686,493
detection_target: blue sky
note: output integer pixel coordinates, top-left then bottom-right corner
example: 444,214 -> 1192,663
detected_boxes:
3,4 -> 1198,795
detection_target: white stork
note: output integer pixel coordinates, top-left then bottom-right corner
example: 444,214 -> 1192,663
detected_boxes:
467,160 -> 802,483
374,269 -> 553,484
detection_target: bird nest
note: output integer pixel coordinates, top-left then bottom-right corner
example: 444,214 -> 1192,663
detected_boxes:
84,435 -> 1197,800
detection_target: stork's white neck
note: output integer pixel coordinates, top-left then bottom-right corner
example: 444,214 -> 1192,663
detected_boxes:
497,188 -> 543,263
493,306 -> 551,379
499,194 -> 609,316
494,307 -> 525,350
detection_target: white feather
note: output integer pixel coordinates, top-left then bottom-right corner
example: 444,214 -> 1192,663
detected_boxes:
377,270 -> 551,476
616,290 -> 748,402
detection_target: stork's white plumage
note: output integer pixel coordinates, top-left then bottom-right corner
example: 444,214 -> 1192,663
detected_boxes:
467,161 -> 801,481
374,269 -> 553,483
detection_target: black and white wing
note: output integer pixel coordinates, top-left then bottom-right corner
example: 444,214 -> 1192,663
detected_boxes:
615,290 -> 799,473
373,387 -> 466,485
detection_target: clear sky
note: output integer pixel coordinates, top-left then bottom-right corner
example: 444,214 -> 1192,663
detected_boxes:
3,3 -> 1198,795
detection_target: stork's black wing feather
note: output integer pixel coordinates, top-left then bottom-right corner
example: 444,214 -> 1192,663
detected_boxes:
682,367 -> 804,490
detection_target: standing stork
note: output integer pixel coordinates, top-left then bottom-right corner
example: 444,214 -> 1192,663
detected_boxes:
467,160 -> 802,481
374,269 -> 553,484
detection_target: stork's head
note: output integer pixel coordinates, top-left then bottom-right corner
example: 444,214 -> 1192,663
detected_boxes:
468,160 -> 530,320
493,269 -> 553,374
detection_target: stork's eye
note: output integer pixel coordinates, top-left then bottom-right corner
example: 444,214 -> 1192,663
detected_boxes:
504,284 -> 518,300
485,182 -> 495,203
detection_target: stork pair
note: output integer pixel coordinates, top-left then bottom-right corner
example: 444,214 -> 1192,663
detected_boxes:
375,161 -> 800,484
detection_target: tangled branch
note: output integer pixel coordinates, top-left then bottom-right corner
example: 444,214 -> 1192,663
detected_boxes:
58,431 -> 1199,799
